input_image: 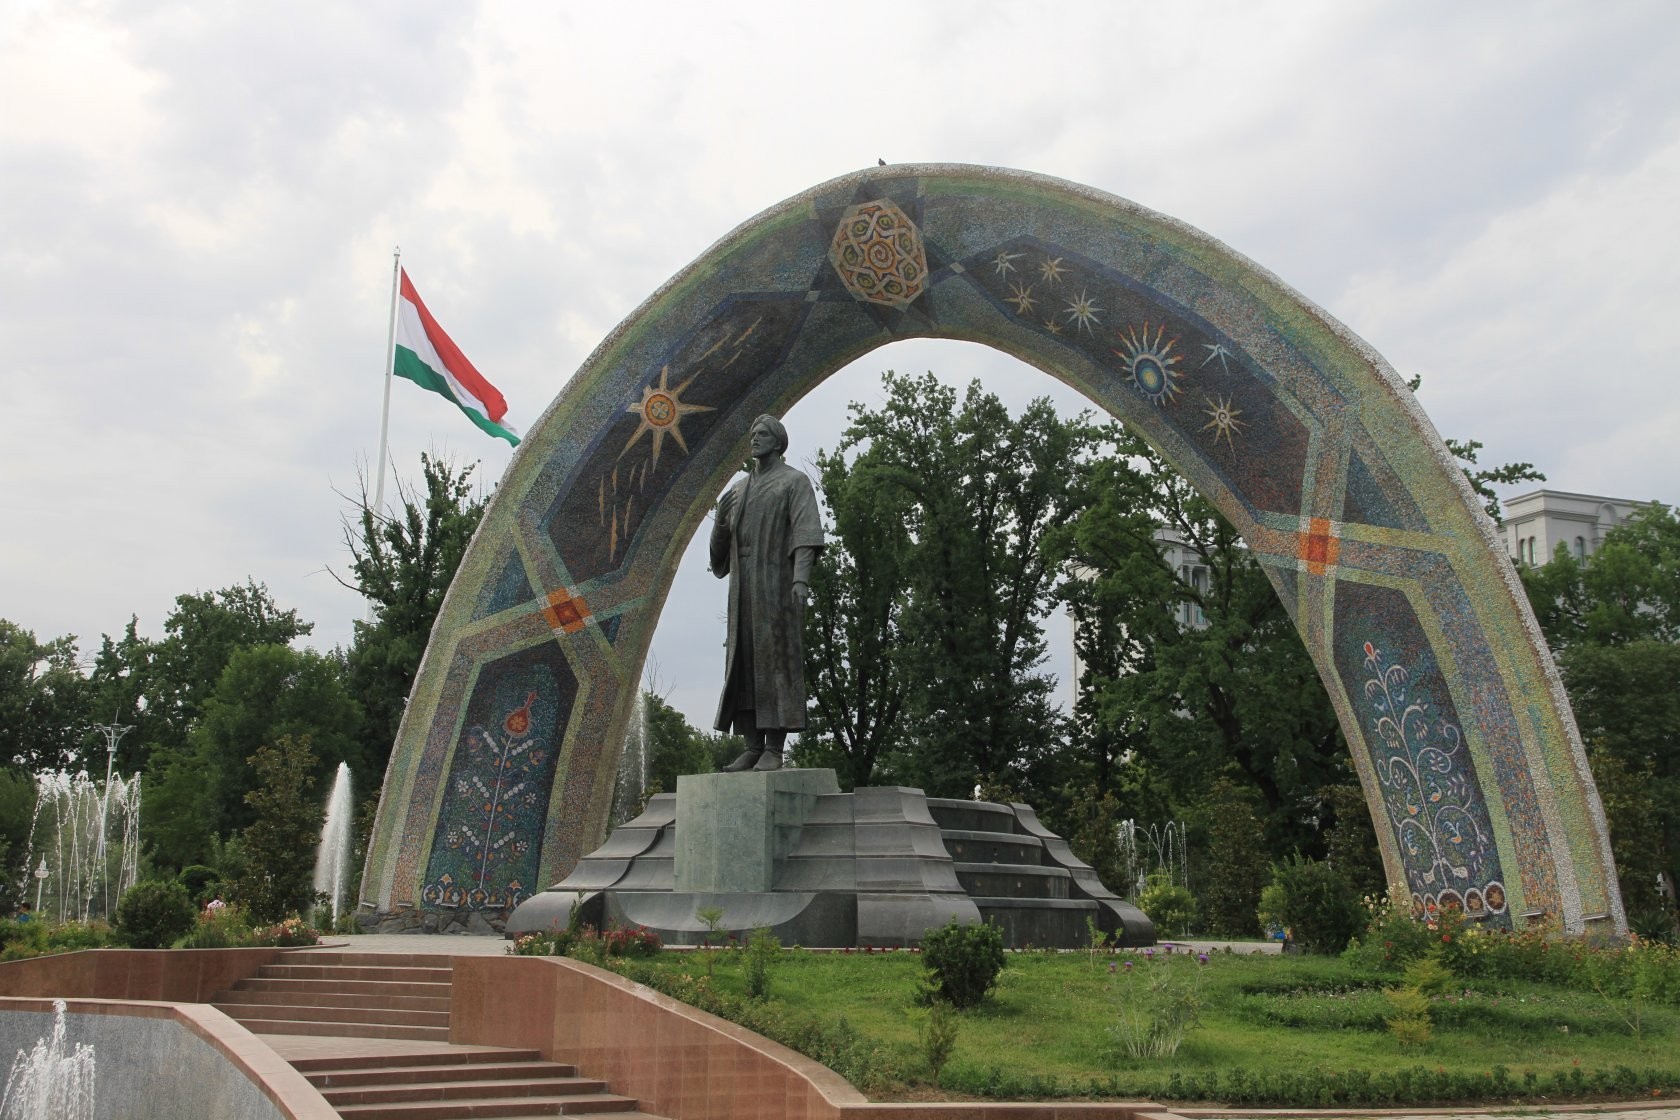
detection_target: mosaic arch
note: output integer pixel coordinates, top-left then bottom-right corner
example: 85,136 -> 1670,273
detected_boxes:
361,164 -> 1623,935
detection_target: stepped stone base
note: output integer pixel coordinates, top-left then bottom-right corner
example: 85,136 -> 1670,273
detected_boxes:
506,769 -> 1154,949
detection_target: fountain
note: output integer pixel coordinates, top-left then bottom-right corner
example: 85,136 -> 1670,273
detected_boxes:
1117,818 -> 1189,898
312,762 -> 354,923
1,1000 -> 96,1120
607,690 -> 649,828
24,772 -> 141,925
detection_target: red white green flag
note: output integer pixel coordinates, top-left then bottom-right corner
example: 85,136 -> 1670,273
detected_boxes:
394,270 -> 519,446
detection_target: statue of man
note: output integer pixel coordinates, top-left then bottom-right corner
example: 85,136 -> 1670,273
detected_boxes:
711,414 -> 824,771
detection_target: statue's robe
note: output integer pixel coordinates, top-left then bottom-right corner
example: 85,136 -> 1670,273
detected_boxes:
710,460 -> 824,733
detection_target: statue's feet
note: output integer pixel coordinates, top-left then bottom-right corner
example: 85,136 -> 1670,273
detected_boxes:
722,749 -> 763,772
753,751 -> 783,771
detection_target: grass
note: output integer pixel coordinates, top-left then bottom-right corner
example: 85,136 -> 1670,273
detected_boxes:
612,944 -> 1680,1105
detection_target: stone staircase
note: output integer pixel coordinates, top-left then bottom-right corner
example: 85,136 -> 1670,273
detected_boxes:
215,951 -> 668,1118
291,1047 -> 662,1119
927,798 -> 1154,948
212,951 -> 454,1040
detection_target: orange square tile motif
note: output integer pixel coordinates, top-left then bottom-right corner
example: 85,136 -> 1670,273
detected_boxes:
1298,517 -> 1340,575
541,587 -> 591,634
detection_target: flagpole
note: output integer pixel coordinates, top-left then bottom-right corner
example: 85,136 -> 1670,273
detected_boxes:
373,247 -> 401,518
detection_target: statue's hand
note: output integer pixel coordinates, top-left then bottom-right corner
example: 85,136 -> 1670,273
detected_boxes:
792,581 -> 810,606
717,487 -> 737,519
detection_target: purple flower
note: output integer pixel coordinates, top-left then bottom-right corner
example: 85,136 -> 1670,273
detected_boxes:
1123,960 -> 1134,973
1162,943 -> 1174,954
1144,947 -> 1156,960
1107,960 -> 1118,974
1197,952 -> 1209,964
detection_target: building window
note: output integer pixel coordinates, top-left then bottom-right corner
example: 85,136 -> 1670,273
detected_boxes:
1574,536 -> 1586,560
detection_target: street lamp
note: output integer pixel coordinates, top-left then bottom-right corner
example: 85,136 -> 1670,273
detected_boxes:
34,857 -> 48,917
88,719 -> 132,918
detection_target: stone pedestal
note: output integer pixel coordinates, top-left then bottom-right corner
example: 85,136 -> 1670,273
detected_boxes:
674,769 -> 840,892
505,769 -> 1153,948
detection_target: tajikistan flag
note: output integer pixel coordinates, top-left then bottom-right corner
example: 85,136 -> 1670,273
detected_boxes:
395,270 -> 519,446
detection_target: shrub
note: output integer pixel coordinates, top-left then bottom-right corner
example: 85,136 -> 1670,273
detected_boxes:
920,918 -> 1006,1009
1138,870 -> 1198,938
510,926 -> 575,956
918,998 -> 960,1087
0,919 -> 118,961
1344,892 -> 1441,972
247,915 -> 320,947
623,966 -> 906,1094
1264,857 -> 1363,955
114,879 -> 198,949
177,865 -> 222,904
176,903 -> 254,948
603,924 -> 663,959
1109,951 -> 1206,1058
745,927 -> 779,999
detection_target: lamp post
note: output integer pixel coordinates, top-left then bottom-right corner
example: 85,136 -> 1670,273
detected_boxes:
88,720 -> 132,918
34,857 -> 48,918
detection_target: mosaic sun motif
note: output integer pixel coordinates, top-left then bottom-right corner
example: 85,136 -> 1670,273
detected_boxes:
1115,322 -> 1184,405
828,199 -> 928,310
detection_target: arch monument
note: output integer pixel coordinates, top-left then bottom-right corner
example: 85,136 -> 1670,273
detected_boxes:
359,164 -> 1623,937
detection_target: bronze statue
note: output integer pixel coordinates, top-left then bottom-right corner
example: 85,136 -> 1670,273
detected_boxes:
711,414 -> 824,771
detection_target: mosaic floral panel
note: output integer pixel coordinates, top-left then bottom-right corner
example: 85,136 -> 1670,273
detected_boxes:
420,642 -> 575,912
1333,582 -> 1509,924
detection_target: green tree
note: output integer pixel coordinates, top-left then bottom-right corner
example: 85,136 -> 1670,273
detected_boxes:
82,618 -> 168,776
0,768 -> 38,914
801,372 -> 1096,797
644,691 -> 735,795
0,620 -> 90,773
1193,777 -> 1270,937
148,581 -> 312,742
146,644 -> 361,872
341,454 -> 485,786
75,582 -> 311,779
797,439 -> 916,788
1520,504 -> 1680,936
1318,776 -> 1387,900
1443,437 -> 1545,525
1048,428 -> 1345,857
232,734 -> 324,922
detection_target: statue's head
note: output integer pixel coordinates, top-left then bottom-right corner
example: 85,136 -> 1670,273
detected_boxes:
750,414 -> 790,457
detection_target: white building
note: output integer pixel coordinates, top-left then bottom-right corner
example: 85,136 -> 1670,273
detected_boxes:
1501,489 -> 1643,566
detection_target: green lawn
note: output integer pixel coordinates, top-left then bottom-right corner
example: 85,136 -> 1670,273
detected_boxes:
614,946 -> 1680,1105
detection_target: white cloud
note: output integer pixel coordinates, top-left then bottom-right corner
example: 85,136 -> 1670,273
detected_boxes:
1,0 -> 1676,734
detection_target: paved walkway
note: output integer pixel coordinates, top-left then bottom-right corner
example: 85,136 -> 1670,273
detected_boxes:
298,934 -> 510,955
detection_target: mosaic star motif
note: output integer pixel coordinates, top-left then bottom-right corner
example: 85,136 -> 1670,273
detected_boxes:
829,199 -> 929,310
1201,343 -> 1234,373
1063,289 -> 1102,335
1201,394 -> 1247,447
621,364 -> 711,471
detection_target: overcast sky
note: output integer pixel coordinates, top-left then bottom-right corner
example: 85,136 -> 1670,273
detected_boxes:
4,0 -> 1676,733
